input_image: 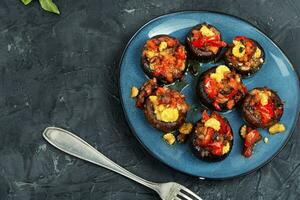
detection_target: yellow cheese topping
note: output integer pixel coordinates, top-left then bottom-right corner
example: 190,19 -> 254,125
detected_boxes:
179,123 -> 193,135
269,123 -> 286,135
163,133 -> 176,145
254,47 -> 262,58
222,142 -> 230,154
258,92 -> 269,106
210,65 -> 231,82
149,95 -> 158,103
149,95 -> 179,123
155,107 -> 179,122
200,25 -> 215,37
232,40 -> 245,58
159,41 -> 168,52
146,50 -> 156,58
204,118 -> 221,131
131,87 -> 139,98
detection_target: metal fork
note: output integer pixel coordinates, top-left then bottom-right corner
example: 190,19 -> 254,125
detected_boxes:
43,127 -> 202,200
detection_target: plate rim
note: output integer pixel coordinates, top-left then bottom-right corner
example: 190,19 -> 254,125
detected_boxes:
118,10 -> 300,180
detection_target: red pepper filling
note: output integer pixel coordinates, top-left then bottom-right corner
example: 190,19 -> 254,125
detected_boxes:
204,78 -> 218,99
143,36 -> 186,83
248,89 -> 283,126
211,112 -> 233,141
192,34 -> 226,48
256,100 -> 275,124
203,70 -> 247,111
154,87 -> 189,112
235,36 -> 255,47
240,126 -> 261,157
191,26 -> 226,54
194,111 -> 233,156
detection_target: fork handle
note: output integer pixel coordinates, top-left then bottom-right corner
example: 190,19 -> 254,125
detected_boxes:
43,127 -> 160,192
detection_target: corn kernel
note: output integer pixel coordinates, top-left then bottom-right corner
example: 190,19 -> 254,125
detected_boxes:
131,87 -> 139,98
163,133 -> 176,145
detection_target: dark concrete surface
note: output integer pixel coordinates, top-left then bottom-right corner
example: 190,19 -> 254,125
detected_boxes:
0,0 -> 299,199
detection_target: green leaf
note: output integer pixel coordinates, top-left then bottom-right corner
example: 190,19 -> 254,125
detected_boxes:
21,0 -> 33,5
39,0 -> 60,15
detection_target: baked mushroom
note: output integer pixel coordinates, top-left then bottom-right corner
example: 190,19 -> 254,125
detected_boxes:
224,36 -> 265,77
196,65 -> 247,111
191,111 -> 233,162
135,78 -> 189,132
186,23 -> 226,62
141,35 -> 187,84
242,87 -> 284,128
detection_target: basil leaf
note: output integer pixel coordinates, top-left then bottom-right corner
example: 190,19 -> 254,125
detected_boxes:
39,0 -> 60,15
21,0 -> 33,5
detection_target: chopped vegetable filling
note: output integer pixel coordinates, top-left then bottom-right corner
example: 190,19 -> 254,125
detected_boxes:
203,65 -> 247,110
240,125 -> 261,158
193,111 -> 232,156
226,36 -> 264,72
191,25 -> 226,53
149,87 -> 188,123
143,36 -> 186,83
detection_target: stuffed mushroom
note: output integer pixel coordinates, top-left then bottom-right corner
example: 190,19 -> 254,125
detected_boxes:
196,65 -> 247,111
242,87 -> 284,128
225,36 -> 265,77
141,35 -> 187,84
135,78 -> 189,132
186,23 -> 226,62
191,111 -> 233,162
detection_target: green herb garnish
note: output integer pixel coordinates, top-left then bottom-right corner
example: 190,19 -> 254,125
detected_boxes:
21,0 -> 33,5
239,46 -> 245,53
20,0 -> 60,15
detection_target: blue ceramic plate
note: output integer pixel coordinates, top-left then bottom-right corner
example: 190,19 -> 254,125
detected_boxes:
119,11 -> 300,179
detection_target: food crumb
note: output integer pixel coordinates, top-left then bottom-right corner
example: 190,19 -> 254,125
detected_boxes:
163,133 -> 176,145
179,123 -> 193,135
177,133 -> 187,143
177,123 -> 193,143
240,125 -> 247,138
131,86 -> 139,98
269,123 -> 285,135
264,137 -> 269,144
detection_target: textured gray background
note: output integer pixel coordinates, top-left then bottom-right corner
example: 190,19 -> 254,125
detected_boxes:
0,0 -> 299,199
